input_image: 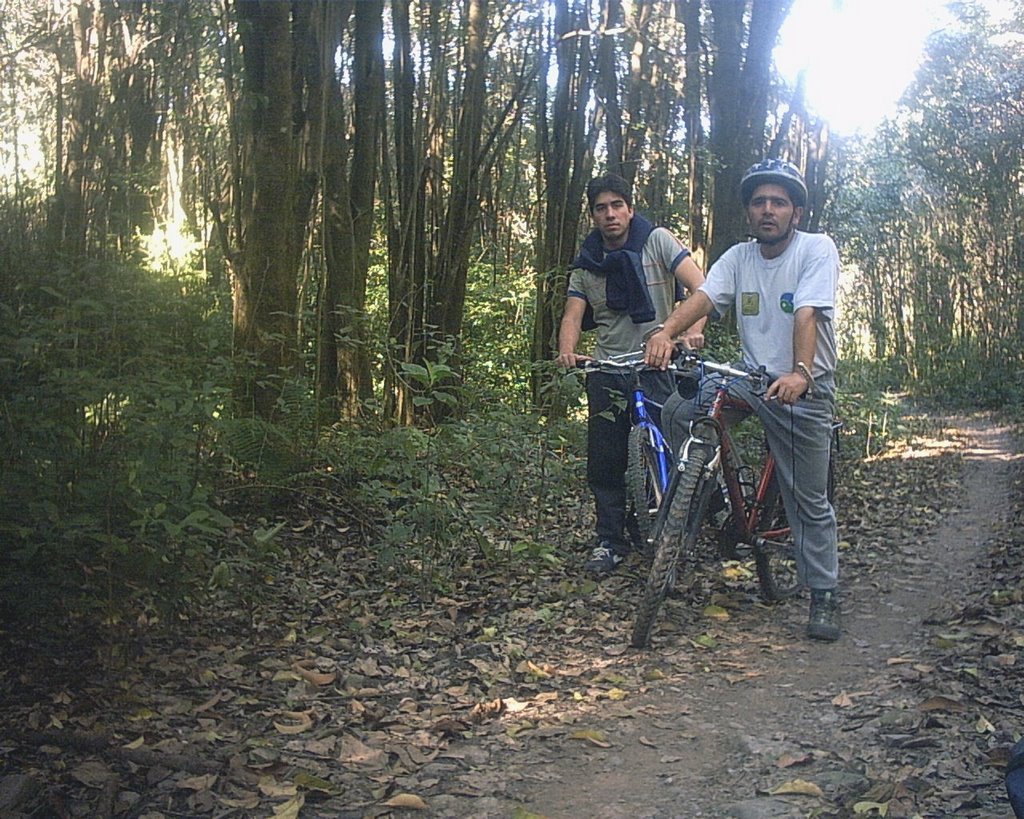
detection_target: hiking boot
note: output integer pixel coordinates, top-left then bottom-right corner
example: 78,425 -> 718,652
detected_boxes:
585,542 -> 625,576
807,589 -> 841,641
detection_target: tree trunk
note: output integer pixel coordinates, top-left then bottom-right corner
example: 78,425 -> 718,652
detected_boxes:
317,0 -> 383,420
52,0 -> 105,256
680,0 -> 706,265
531,0 -> 595,408
383,0 -> 428,426
596,0 -> 625,179
232,0 -> 298,419
706,0 -> 794,265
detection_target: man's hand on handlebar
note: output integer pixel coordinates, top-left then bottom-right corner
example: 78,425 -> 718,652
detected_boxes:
766,371 -> 809,405
557,351 -> 591,369
679,329 -> 705,351
643,329 -> 681,370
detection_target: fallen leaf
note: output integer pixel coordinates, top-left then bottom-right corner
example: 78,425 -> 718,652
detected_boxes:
918,695 -> 966,712
218,794 -> 261,809
383,792 -> 428,809
293,771 -> 334,793
194,691 -> 224,713
769,778 -> 825,797
259,776 -> 297,797
776,752 -> 812,768
179,774 -> 218,791
524,660 -> 552,679
569,729 -> 610,747
832,691 -> 855,707
272,793 -> 305,818
339,735 -> 386,766
703,604 -> 730,620
469,698 -> 505,722
71,760 -> 112,788
273,710 -> 314,734
639,736 -> 657,747
292,660 -> 337,686
726,671 -> 764,684
853,800 -> 889,816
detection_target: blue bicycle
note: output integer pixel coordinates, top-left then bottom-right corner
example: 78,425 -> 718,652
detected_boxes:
577,353 -> 674,554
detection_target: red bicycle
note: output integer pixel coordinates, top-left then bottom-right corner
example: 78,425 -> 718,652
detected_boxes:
631,352 -> 839,649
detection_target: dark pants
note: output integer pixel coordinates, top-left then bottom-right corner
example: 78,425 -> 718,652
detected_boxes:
586,369 -> 674,554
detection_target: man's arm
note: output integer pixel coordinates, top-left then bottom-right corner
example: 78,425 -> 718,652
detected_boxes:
643,291 -> 714,369
765,306 -> 818,404
556,296 -> 588,367
672,254 -> 708,349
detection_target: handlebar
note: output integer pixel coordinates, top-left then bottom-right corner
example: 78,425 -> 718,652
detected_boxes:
574,348 -> 765,385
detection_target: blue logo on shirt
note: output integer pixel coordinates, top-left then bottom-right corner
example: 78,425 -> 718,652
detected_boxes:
780,292 -> 795,314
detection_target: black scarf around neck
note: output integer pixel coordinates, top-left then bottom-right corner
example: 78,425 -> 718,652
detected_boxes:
572,213 -> 657,329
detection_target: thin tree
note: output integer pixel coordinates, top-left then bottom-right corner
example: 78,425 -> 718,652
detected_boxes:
531,0 -> 596,407
231,0 -> 299,418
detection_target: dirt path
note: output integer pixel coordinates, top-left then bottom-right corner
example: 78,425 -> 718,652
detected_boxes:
418,417 -> 1023,818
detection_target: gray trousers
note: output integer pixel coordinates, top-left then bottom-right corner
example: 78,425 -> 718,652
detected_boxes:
661,375 -> 839,590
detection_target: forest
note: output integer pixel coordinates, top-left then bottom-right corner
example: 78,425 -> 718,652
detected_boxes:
1,0 -> 1023,704
3,0 -> 1024,816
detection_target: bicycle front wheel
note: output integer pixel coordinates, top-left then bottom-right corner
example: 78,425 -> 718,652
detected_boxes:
631,430 -> 719,649
627,424 -> 667,558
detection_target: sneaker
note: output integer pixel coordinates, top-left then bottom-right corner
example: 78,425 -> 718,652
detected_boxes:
585,542 -> 625,576
807,589 -> 841,641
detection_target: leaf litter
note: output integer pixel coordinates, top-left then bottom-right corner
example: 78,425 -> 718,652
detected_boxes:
0,417 -> 1022,816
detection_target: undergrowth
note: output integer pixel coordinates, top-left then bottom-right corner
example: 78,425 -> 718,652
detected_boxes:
1,253 -> 1000,646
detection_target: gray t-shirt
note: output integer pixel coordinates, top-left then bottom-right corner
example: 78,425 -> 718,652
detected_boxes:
567,227 -> 690,359
701,231 -> 839,379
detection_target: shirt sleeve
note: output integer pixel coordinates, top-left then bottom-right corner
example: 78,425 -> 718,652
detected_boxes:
699,245 -> 740,319
567,268 -> 588,302
793,235 -> 840,318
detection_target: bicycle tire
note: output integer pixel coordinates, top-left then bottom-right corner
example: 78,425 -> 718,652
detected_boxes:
627,424 -> 665,558
631,430 -> 719,649
752,474 -> 800,602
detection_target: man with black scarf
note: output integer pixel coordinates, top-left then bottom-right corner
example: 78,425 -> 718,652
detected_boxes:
556,173 -> 706,575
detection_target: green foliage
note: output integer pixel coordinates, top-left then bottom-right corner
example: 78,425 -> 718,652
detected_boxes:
453,260 -> 537,409
209,521 -> 286,628
836,358 -> 921,458
827,4 -> 1024,410
316,402 -> 582,591
0,256 -> 235,624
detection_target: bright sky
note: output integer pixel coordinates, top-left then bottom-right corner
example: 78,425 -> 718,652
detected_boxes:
775,0 -> 957,136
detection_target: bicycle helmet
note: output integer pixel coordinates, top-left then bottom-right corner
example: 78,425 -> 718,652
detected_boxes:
739,159 -> 807,208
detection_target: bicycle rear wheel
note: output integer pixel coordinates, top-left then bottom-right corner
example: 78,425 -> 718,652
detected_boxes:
627,424 -> 667,558
631,430 -> 718,649
754,435 -> 839,602
752,474 -> 800,602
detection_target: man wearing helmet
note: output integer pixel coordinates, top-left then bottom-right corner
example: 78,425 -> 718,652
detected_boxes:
557,172 -> 707,576
644,158 -> 842,641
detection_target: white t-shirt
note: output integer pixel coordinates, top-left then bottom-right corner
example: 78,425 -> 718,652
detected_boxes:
701,231 -> 839,379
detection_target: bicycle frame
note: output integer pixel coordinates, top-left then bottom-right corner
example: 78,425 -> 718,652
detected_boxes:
577,353 -> 675,490
630,382 -> 673,496
631,351 -> 839,647
700,388 -> 788,546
